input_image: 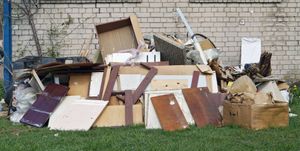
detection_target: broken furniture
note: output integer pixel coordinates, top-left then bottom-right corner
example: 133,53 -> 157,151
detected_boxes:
94,15 -> 145,63
20,84 -> 69,127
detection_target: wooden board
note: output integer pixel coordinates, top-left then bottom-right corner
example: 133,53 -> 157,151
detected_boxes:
49,96 -> 108,131
20,84 -> 69,127
89,72 -> 103,97
150,79 -> 189,91
145,90 -> 194,129
182,88 -> 222,127
151,94 -> 189,131
28,69 -> 45,93
118,65 -> 219,93
93,104 -> 143,127
68,73 -> 91,98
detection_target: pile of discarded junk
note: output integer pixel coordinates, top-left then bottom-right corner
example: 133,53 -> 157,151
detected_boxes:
1,9 -> 294,131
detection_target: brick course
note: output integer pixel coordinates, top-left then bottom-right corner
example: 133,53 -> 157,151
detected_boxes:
12,0 -> 300,79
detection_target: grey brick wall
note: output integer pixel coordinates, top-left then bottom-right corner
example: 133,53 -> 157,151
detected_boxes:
12,0 -> 300,79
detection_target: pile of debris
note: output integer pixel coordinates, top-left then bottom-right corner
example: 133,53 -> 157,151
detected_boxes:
3,10 -> 293,131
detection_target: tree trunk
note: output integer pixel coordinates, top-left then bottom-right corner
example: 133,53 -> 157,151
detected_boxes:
28,14 -> 42,56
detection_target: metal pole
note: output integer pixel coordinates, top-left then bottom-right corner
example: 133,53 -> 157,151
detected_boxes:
3,0 -> 13,105
176,8 -> 208,65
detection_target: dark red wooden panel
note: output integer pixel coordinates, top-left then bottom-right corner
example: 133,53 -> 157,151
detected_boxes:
20,84 -> 69,127
151,94 -> 188,131
182,88 -> 222,127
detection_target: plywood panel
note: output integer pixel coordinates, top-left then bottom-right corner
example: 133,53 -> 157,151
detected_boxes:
145,90 -> 194,129
68,73 -> 91,98
182,88 -> 222,127
93,104 -> 143,127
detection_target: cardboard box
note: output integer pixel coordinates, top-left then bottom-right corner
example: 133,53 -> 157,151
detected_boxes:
93,104 -> 143,127
95,15 -> 145,63
223,101 -> 289,130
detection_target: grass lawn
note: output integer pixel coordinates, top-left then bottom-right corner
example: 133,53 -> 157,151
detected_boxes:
0,104 -> 298,151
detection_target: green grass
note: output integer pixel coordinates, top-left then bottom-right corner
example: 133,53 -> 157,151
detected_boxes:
0,81 -> 299,151
0,104 -> 299,151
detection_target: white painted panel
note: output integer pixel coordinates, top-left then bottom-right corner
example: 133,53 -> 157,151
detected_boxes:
116,74 -> 143,91
105,52 -> 161,63
89,72 -> 103,97
49,96 -> 108,131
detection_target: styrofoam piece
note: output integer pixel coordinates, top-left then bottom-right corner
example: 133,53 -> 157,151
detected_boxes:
105,52 -> 161,63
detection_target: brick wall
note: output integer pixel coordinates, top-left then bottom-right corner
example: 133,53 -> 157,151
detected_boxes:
12,0 -> 300,79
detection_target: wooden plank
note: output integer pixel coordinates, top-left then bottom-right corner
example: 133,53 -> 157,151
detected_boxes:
125,90 -> 133,126
151,94 -> 189,131
132,67 -> 157,104
29,69 -> 45,93
130,15 -> 144,45
103,66 -> 120,100
68,73 -> 91,98
182,88 -> 222,127
99,66 -> 111,99
191,71 -> 200,88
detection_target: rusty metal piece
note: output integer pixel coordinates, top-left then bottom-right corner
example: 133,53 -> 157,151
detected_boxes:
191,71 -> 200,88
20,84 -> 69,127
151,94 -> 189,131
103,65 -> 120,100
125,90 -> 133,126
182,88 -> 221,127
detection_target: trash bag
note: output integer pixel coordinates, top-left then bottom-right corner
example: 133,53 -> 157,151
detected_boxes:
10,84 -> 37,123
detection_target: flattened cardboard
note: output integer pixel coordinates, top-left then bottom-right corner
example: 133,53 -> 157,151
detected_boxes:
95,15 -> 144,63
230,75 -> 257,94
151,94 -> 189,131
49,96 -> 108,131
223,101 -> 289,130
93,104 -> 143,127
68,73 -> 91,98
